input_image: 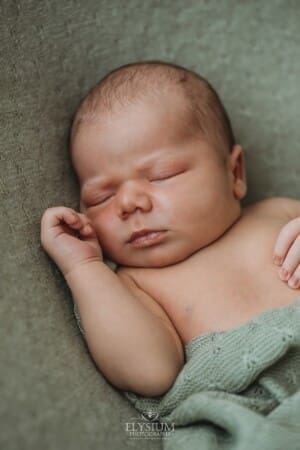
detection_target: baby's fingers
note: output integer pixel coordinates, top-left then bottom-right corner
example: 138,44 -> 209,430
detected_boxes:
78,222 -> 97,238
286,264 -> 300,289
63,211 -> 93,235
273,218 -> 300,265
277,236 -> 300,283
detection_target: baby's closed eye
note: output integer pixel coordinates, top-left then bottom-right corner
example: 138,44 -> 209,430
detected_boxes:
149,170 -> 186,182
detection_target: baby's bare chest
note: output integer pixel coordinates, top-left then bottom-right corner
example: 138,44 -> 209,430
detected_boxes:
129,214 -> 299,345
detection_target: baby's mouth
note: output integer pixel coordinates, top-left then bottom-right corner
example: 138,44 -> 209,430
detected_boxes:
127,229 -> 167,247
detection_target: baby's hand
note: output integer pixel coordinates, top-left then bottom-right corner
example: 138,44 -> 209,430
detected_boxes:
40,206 -> 103,276
273,217 -> 300,289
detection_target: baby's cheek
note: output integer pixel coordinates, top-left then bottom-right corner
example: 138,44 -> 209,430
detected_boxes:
159,189 -> 186,216
96,213 -> 121,243
86,210 -> 105,235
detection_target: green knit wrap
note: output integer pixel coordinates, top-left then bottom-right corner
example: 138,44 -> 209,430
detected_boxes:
123,297 -> 300,449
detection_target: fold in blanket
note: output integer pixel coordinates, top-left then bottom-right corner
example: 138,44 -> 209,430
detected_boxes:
123,297 -> 300,449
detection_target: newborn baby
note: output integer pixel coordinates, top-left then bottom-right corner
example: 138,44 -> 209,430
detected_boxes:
41,61 -> 300,397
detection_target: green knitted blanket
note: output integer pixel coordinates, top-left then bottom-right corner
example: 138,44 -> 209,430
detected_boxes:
123,297 -> 300,449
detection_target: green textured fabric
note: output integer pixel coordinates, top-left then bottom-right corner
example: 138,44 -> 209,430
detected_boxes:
2,0 -> 300,449
123,299 -> 300,449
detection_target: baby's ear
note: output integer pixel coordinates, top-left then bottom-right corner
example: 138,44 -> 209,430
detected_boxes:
234,179 -> 247,200
230,145 -> 247,199
229,145 -> 245,175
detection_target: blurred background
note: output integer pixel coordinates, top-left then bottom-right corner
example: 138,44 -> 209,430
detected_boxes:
1,1 -> 299,449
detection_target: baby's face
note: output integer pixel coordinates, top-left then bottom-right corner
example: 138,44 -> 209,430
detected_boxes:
71,93 -> 243,268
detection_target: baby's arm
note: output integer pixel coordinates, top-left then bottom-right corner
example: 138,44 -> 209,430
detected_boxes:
66,262 -> 184,396
41,207 -> 183,397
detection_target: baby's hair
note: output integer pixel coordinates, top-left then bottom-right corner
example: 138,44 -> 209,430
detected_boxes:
70,60 -> 236,163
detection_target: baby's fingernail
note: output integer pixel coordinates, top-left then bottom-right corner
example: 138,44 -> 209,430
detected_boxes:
279,267 -> 290,280
84,224 -> 92,233
273,255 -> 282,265
288,277 -> 299,288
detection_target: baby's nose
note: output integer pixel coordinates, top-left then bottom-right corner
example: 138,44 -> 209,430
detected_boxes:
116,181 -> 152,219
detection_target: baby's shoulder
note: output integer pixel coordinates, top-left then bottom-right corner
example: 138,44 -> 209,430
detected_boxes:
245,196 -> 300,221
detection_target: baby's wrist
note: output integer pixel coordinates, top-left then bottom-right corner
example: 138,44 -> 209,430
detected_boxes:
63,257 -> 104,280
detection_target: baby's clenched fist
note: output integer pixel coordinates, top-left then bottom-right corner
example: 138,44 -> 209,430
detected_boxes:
40,206 -> 103,276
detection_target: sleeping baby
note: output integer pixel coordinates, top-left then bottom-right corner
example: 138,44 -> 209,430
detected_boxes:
40,60 -> 300,398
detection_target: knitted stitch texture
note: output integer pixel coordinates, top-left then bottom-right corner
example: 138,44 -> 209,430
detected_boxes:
123,297 -> 300,449
74,295 -> 300,449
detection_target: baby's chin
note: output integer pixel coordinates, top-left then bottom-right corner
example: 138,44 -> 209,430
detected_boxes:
104,247 -> 196,269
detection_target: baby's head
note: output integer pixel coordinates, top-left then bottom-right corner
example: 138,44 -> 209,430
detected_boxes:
70,61 -> 247,268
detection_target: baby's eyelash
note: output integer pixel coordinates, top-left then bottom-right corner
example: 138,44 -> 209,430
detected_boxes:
89,194 -> 113,206
150,171 -> 184,182
98,194 -> 113,204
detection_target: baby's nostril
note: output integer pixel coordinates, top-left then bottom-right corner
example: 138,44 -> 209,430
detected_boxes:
121,211 -> 128,219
